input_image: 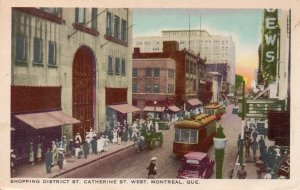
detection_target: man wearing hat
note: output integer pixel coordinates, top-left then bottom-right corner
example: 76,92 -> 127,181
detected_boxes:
44,148 -> 52,173
57,148 -> 65,172
147,157 -> 158,178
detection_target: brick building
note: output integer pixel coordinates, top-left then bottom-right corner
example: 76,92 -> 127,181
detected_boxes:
133,41 -> 212,115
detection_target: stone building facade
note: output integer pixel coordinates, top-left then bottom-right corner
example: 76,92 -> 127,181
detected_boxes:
11,8 -> 133,159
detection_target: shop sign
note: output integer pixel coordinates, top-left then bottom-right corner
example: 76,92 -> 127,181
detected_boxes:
243,98 -> 285,118
262,9 -> 280,83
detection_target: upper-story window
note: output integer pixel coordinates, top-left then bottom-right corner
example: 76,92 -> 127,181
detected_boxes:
146,83 -> 151,93
16,33 -> 27,62
106,12 -> 112,35
121,19 -> 127,41
115,57 -> 120,75
132,68 -> 138,77
146,68 -> 152,78
107,56 -> 113,74
121,59 -> 126,76
91,8 -> 97,30
153,84 -> 160,93
33,37 -> 43,64
132,83 -> 137,93
40,8 -> 62,17
168,69 -> 175,79
48,41 -> 56,65
154,68 -> 160,78
114,15 -> 120,38
75,8 -> 85,24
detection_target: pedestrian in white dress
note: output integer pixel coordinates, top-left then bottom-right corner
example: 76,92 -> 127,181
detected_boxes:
97,135 -> 104,153
103,136 -> 109,152
112,128 -> 118,144
155,122 -> 159,132
29,142 -> 35,165
36,142 -> 42,161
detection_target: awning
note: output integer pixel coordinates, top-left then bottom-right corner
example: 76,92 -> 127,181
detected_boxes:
108,104 -> 140,114
143,106 -> 165,112
15,111 -> 80,129
167,105 -> 181,112
187,98 -> 202,106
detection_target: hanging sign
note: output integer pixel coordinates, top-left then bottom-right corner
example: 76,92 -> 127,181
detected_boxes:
262,9 -> 280,83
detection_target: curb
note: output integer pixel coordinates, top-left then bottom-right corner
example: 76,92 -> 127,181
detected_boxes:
51,143 -> 134,178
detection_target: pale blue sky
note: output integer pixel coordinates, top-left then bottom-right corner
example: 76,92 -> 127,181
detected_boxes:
132,9 -> 264,82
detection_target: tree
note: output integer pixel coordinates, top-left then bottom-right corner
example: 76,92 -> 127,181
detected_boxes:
235,74 -> 244,94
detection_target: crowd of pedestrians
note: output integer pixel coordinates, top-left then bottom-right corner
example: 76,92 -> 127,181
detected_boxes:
236,120 -> 290,179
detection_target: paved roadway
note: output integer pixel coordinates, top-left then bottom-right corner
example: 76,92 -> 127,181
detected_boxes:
58,104 -> 241,178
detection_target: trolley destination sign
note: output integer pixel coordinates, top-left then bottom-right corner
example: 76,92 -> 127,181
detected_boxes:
239,98 -> 285,118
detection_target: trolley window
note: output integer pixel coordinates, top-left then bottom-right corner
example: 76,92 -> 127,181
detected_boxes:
174,129 -> 198,144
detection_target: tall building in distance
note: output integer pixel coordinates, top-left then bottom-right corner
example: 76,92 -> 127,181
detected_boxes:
133,29 -> 236,93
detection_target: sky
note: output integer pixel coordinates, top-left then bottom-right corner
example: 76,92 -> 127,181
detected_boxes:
132,9 -> 264,88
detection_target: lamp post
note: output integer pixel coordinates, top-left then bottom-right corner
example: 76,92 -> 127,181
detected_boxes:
238,80 -> 245,164
153,100 -> 157,119
213,124 -> 227,179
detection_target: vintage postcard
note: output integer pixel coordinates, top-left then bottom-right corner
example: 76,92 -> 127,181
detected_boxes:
1,0 -> 300,190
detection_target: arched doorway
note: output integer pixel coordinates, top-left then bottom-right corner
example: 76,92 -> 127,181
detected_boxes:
72,46 -> 96,138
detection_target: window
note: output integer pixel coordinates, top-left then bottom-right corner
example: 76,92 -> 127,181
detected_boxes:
153,84 -> 160,93
132,83 -> 137,93
168,69 -> 175,78
16,33 -> 27,62
121,19 -> 127,41
154,68 -> 160,78
146,68 -> 152,78
33,37 -> 43,64
174,129 -> 198,144
106,12 -> 112,35
168,84 -> 174,93
132,68 -> 138,77
40,8 -> 61,16
121,59 -> 126,76
146,83 -> 151,93
91,8 -> 97,30
75,8 -> 85,24
114,15 -> 120,38
48,41 -> 56,65
115,57 -> 120,75
107,56 -> 113,74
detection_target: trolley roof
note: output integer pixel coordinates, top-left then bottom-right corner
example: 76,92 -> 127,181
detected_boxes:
174,114 -> 217,129
204,103 -> 223,109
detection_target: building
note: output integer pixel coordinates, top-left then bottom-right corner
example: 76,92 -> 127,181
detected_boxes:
133,29 -> 236,91
132,56 -> 177,119
133,41 -> 210,115
11,8 -> 133,162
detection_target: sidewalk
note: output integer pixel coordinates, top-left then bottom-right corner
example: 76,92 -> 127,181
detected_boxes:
11,141 -> 134,178
232,136 -> 275,179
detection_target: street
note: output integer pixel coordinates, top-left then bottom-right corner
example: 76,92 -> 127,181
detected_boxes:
58,104 -> 241,178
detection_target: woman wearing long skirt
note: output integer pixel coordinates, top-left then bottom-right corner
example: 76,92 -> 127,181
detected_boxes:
57,148 -> 65,172
29,142 -> 35,165
36,142 -> 42,161
112,128 -> 118,144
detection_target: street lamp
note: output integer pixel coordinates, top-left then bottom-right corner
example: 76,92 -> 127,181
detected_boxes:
213,124 -> 227,179
237,80 -> 246,165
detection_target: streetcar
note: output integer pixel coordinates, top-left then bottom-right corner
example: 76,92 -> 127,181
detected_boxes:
173,114 -> 217,157
203,103 -> 225,120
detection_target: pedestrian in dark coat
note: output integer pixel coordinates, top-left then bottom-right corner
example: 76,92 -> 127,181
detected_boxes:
57,148 -> 65,171
258,136 -> 266,160
91,135 -> 97,154
83,140 -> 90,159
45,148 -> 52,173
69,139 -> 75,157
147,157 -> 157,178
251,139 -> 258,161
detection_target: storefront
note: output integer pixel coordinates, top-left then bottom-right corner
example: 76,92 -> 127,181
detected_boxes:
11,85 -> 80,164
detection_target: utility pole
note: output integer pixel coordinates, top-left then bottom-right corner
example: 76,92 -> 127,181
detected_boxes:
238,80 -> 245,164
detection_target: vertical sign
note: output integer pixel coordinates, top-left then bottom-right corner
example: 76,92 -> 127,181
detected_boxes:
262,9 -> 280,83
